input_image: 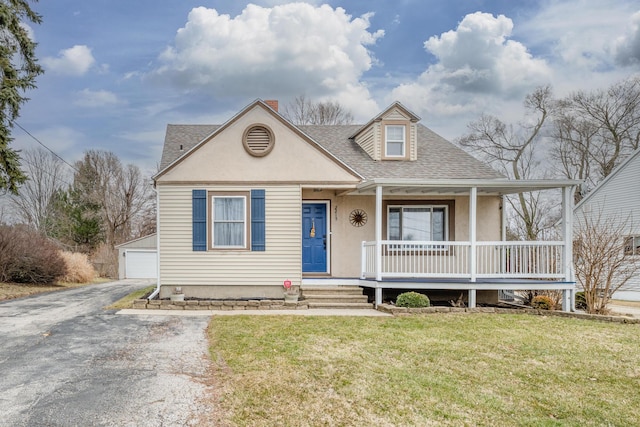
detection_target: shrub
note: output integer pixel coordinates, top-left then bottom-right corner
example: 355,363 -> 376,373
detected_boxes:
531,295 -> 555,310
575,291 -> 587,310
59,251 -> 97,283
519,290 -> 562,307
396,292 -> 430,308
0,225 -> 67,284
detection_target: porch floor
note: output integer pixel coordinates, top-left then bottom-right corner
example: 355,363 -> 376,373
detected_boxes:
303,277 -> 575,291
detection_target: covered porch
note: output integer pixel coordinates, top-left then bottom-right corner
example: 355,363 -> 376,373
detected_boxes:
342,178 -> 580,311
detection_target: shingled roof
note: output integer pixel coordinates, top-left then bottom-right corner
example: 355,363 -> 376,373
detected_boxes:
158,122 -> 504,181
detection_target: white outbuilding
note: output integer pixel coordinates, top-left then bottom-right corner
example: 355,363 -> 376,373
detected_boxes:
116,234 -> 157,279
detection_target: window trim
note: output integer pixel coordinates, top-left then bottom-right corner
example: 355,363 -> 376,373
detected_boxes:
386,204 -> 449,241
383,200 -> 455,244
624,235 -> 640,256
209,191 -> 251,250
382,121 -> 410,160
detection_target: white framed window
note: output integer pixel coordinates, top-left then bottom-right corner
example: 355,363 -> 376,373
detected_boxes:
387,205 -> 447,241
624,235 -> 640,256
211,194 -> 247,249
385,125 -> 405,157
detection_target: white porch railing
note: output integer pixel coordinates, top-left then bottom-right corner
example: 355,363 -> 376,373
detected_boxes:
361,240 -> 566,280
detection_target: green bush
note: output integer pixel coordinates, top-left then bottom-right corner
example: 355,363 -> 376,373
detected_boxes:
0,225 -> 67,284
575,291 -> 587,310
531,295 -> 555,310
396,292 -> 430,308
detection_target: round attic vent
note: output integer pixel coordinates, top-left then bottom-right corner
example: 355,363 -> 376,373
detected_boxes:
243,124 -> 275,157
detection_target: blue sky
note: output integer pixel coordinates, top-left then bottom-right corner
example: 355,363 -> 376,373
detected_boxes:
12,0 -> 640,175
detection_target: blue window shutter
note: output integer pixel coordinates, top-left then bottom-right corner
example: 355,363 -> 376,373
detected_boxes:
251,189 -> 265,251
192,189 -> 207,251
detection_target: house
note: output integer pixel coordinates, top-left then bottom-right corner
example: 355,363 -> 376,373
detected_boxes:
573,147 -> 640,301
115,234 -> 157,280
152,99 -> 578,310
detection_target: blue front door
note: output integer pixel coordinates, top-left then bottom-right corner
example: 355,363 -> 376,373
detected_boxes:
302,203 -> 327,273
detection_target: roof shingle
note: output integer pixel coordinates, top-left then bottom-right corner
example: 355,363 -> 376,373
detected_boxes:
158,122 -> 504,181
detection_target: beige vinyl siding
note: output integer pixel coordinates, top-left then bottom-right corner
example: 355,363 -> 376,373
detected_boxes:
385,108 -> 410,121
354,126 -> 377,160
373,123 -> 381,159
410,123 -> 417,161
158,184 -> 301,289
354,107 -> 417,162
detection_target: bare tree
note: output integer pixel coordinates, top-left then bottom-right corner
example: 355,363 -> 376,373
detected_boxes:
574,209 -> 640,314
10,147 -> 68,234
552,76 -> 640,201
283,95 -> 354,125
74,150 -> 153,248
458,86 -> 557,240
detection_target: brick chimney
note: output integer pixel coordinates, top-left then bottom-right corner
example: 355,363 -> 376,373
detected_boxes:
265,99 -> 279,112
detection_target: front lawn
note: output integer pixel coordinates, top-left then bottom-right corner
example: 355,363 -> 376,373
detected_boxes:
208,314 -> 640,426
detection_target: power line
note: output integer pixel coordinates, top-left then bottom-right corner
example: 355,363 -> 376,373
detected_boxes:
14,121 -> 80,173
21,156 -> 74,188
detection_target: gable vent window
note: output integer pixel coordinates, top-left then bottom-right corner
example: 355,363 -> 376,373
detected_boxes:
243,124 -> 275,157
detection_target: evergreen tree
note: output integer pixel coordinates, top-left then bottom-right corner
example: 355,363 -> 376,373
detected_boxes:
0,0 -> 44,194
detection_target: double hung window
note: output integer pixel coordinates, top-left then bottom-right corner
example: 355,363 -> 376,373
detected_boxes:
385,125 -> 406,157
211,195 -> 247,248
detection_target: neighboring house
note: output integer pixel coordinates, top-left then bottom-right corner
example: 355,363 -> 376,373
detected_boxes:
152,100 -> 578,310
116,234 -> 157,280
573,148 -> 640,301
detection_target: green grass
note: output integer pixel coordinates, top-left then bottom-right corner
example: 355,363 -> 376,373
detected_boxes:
105,285 -> 155,310
208,314 -> 640,426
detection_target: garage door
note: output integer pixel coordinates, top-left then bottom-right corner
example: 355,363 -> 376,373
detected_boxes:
125,250 -> 157,279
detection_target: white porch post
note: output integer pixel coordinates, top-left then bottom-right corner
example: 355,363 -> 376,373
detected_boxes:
562,185 -> 575,311
375,185 -> 383,306
469,187 -> 477,308
468,289 -> 477,308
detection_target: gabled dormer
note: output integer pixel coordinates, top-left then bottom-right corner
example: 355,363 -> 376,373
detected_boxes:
350,102 -> 420,161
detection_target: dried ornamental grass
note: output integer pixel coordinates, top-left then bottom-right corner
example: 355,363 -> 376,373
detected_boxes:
59,251 -> 97,283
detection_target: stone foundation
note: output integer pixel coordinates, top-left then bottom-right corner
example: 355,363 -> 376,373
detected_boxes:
133,299 -> 308,310
377,303 -> 640,324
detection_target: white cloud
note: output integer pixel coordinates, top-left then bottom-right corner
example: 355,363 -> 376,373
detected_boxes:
42,45 -> 96,76
614,11 -> 640,66
74,89 -> 121,107
389,12 -> 551,137
517,1 -> 639,77
152,3 -> 384,119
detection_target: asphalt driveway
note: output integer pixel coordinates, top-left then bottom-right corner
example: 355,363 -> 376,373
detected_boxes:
0,279 -> 214,427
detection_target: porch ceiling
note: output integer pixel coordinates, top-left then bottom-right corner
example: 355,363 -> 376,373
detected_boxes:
343,178 -> 581,196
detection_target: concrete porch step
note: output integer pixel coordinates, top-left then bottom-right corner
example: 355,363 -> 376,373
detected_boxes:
300,285 -> 364,295
301,285 -> 372,309
302,294 -> 369,304
307,302 -> 374,310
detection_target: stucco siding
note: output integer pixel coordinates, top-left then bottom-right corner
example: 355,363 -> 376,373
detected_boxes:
157,106 -> 360,185
158,184 -> 301,297
301,189 -> 502,278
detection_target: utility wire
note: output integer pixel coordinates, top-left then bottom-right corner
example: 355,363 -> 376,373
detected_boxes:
14,121 -> 80,173
21,156 -> 74,188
